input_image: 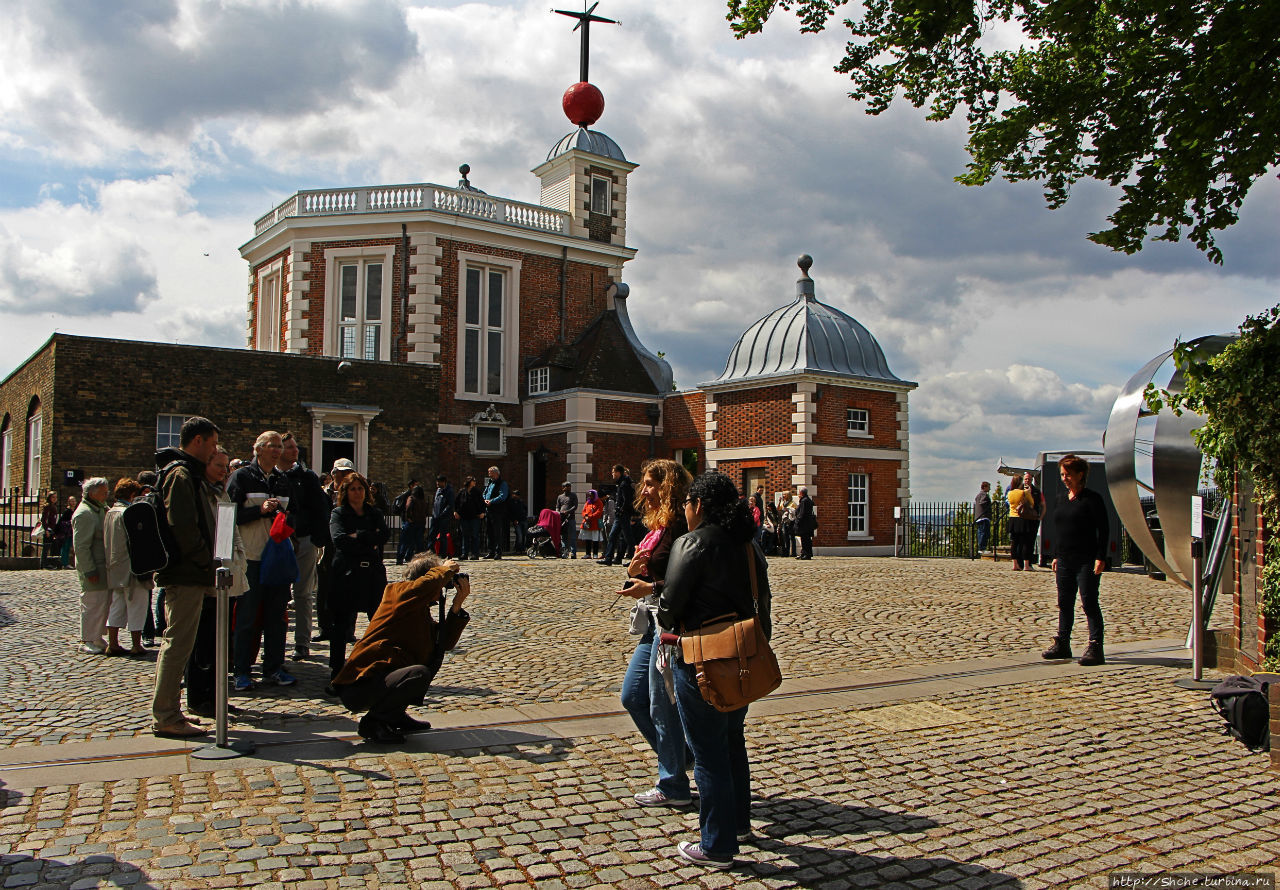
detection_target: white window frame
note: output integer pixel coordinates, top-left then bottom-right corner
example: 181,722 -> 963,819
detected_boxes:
1,423 -> 11,494
455,251 -> 521,404
156,414 -> 185,451
255,258 -> 283,351
590,175 -> 611,216
304,403 -> 383,478
323,245 -> 394,362
528,367 -> 549,395
468,404 -> 510,458
26,411 -> 42,497
846,408 -> 871,438
848,472 -> 869,537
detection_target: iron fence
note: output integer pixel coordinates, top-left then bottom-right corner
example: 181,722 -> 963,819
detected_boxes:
902,498 -> 1010,559
0,488 -> 58,564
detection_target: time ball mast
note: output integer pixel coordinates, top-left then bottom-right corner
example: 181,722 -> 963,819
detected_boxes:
553,1 -> 618,127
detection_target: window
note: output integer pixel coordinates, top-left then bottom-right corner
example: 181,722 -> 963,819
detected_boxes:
848,473 -> 868,535
462,264 -> 506,396
474,426 -> 503,454
256,266 -> 281,351
590,176 -> 611,216
26,410 -> 41,497
846,408 -> 870,436
528,367 -> 549,395
338,260 -> 385,360
156,414 -> 185,450
1,419 -> 11,493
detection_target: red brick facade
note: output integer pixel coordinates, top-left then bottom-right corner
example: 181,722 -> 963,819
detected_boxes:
597,399 -> 651,426
534,400 -> 566,426
663,391 -> 705,448
813,387 -> 900,449
712,385 -> 794,449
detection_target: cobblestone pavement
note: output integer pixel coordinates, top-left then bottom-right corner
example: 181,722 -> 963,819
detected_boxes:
0,558 -> 1229,747
2,664 -> 1278,889
2,557 -> 1273,890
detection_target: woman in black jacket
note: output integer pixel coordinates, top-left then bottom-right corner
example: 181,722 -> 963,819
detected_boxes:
657,472 -> 772,870
1042,454 -> 1110,666
328,473 -> 390,681
454,476 -> 484,560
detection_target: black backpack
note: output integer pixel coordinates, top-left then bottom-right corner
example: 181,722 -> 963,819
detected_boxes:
392,488 -> 410,518
123,459 -> 190,576
1209,673 -> 1279,751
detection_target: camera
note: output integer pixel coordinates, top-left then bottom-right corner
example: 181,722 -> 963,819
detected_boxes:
446,571 -> 469,590
621,578 -> 636,590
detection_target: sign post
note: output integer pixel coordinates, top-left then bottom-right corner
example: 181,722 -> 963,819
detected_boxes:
193,501 -> 257,759
893,505 -> 902,558
1175,495 -> 1215,690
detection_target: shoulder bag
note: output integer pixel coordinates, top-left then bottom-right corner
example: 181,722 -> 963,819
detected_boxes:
679,545 -> 782,712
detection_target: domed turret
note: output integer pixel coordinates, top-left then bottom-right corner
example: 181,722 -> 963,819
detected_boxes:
716,255 -> 908,385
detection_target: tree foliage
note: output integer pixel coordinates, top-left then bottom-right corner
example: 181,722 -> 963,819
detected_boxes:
726,0 -> 1280,262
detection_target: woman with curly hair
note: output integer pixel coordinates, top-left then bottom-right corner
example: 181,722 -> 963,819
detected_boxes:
616,459 -> 693,809
658,471 -> 772,870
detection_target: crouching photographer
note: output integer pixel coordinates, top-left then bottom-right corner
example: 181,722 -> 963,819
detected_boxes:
330,552 -> 472,744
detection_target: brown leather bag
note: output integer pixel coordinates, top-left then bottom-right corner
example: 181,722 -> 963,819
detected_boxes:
679,546 -> 782,712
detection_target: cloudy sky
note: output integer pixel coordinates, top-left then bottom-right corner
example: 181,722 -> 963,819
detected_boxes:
1,0 -> 1275,499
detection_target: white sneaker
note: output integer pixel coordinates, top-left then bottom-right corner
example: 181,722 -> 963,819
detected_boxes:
634,788 -> 692,807
79,641 -> 106,654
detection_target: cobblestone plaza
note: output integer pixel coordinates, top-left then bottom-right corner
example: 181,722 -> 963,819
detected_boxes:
1,557 -> 1277,888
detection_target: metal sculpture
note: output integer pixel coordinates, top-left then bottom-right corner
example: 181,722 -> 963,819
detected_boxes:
1104,335 -> 1233,588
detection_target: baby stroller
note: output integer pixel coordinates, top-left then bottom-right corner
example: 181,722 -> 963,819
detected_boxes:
526,508 -> 562,558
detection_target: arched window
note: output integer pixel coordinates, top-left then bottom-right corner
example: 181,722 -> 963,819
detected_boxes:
26,397 -> 42,497
0,413 -> 11,494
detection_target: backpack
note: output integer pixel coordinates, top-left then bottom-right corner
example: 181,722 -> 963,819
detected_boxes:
392,489 -> 410,518
1209,673 -> 1279,751
123,459 -> 208,577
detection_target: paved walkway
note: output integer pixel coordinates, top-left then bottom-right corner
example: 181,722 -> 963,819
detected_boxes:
1,557 -> 1275,889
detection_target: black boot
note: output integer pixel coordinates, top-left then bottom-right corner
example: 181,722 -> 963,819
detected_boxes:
1042,637 -> 1071,660
1078,640 -> 1105,666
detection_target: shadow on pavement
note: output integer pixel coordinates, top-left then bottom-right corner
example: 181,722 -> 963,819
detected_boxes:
744,797 -> 1022,887
1110,655 -> 1193,669
0,602 -> 15,629
0,853 -> 159,889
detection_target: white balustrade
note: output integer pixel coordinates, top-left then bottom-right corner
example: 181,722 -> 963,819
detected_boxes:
254,183 -> 569,236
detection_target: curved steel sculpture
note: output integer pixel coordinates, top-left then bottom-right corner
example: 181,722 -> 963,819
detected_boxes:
1104,335 -> 1233,589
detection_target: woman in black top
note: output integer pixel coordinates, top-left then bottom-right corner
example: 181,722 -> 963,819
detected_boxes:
328,473 -> 390,681
657,472 -> 772,869
1042,454 -> 1110,666
454,476 -> 484,560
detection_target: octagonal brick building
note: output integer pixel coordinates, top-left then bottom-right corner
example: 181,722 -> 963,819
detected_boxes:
663,256 -> 916,555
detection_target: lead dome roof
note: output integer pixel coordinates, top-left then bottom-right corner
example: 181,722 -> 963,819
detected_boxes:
714,256 -> 913,388
547,127 -> 627,163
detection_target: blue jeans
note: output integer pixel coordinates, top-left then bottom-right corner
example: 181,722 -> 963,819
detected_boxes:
621,614 -> 689,799
398,521 -> 424,564
975,518 -> 991,552
674,659 -> 749,859
602,516 -> 634,564
459,519 -> 482,559
1056,558 -> 1103,643
233,560 -> 289,678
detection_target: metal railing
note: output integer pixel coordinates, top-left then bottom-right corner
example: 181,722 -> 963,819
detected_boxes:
0,488 -> 58,563
901,499 -> 1010,559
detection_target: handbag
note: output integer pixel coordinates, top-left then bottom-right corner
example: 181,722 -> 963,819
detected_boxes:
678,545 -> 782,712
31,522 -> 45,543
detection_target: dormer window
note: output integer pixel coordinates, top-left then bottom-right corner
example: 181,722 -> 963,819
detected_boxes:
528,367 -> 550,395
590,176 -> 611,216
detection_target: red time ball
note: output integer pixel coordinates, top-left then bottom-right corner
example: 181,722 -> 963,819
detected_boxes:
562,82 -> 604,127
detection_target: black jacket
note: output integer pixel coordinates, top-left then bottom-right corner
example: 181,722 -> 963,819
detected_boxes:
1051,488 -> 1109,563
329,505 -> 390,611
795,495 -> 817,533
455,486 -> 484,520
227,460 -> 295,528
284,463 -> 331,546
615,475 -> 636,519
657,523 -> 772,638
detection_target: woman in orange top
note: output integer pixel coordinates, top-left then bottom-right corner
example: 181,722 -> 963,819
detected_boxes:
579,490 -> 604,560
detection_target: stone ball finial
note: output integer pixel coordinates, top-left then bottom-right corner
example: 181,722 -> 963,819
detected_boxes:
459,164 -> 471,177
797,254 -> 813,278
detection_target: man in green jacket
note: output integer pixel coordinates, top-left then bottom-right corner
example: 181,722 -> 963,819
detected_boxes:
150,416 -> 220,738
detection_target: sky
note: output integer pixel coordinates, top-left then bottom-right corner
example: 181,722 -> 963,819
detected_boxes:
0,0 -> 1275,500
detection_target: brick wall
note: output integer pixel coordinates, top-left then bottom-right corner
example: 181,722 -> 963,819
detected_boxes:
435,237 -> 615,428
0,339 -> 57,492
713,458 -> 793,504
301,238 -> 407,360
813,386 -> 901,449
597,399 -> 651,426
814,456 -> 902,547
3,335 -> 441,493
587,432 -> 651,491
663,391 -> 705,448
534,400 -> 566,426
713,384 -> 795,448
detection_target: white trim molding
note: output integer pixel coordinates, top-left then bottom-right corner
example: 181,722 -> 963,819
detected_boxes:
303,402 -> 382,478
322,244 -> 395,361
454,250 -> 522,405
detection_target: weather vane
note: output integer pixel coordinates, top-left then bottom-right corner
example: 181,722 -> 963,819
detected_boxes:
553,1 -> 618,83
